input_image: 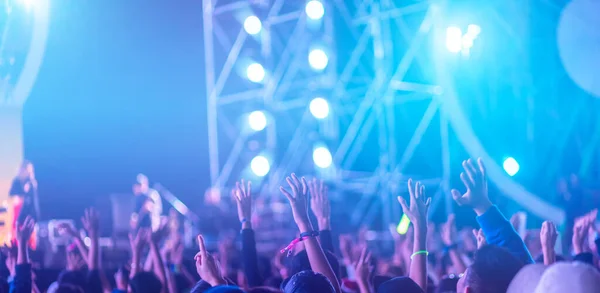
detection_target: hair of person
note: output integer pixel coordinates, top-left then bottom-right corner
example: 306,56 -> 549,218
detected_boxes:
286,249 -> 341,282
263,276 -> 283,289
283,270 -> 336,293
205,286 -> 246,293
52,284 -> 85,293
534,262 -> 600,293
507,264 -> 547,293
190,280 -> 213,293
376,276 -> 424,293
436,275 -> 460,293
257,255 -> 273,280
463,245 -> 525,293
0,280 -> 8,293
247,286 -> 281,293
372,275 -> 392,292
130,271 -> 163,293
17,160 -> 33,178
57,270 -> 87,290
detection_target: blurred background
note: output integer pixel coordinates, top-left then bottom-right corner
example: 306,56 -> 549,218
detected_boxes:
1,0 -> 600,242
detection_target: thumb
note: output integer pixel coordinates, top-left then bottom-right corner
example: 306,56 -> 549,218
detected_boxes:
472,229 -> 479,238
451,189 -> 464,205
397,196 -> 409,213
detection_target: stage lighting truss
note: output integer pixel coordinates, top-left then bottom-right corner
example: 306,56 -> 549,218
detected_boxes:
202,0 -> 586,227
202,0 -> 450,228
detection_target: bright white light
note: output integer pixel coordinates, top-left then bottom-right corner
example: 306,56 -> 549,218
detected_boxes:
466,24 -> 481,38
244,16 -> 262,35
305,0 -> 325,20
309,97 -> 330,119
446,26 -> 463,53
503,157 -> 520,176
462,36 -> 474,49
313,147 -> 332,168
246,63 -> 265,83
250,156 -> 270,177
308,49 -> 328,70
248,111 -> 267,131
20,0 -> 34,10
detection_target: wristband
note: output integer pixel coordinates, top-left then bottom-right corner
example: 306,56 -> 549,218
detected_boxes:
300,231 -> 319,239
280,231 -> 320,255
241,218 -> 248,224
410,250 -> 429,260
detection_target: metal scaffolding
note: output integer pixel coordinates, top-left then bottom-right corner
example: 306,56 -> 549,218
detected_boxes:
201,0 -> 451,227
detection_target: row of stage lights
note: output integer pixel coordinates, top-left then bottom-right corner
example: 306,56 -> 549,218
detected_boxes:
249,145 -> 333,177
247,96 -> 332,177
242,1 -> 331,177
243,0 -> 328,83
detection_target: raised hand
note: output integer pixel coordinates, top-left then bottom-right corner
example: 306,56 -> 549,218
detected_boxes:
234,180 -> 252,227
115,266 -> 130,291
440,214 -> 456,246
354,247 -> 373,293
398,179 -> 431,293
16,216 -> 35,245
540,221 -> 557,265
451,158 -> 492,215
194,235 -> 226,287
397,179 -> 431,230
572,216 -> 592,254
473,228 -> 487,249
129,228 -> 151,254
309,178 -> 331,230
540,221 -> 557,251
81,208 -> 100,237
16,216 -> 35,264
66,252 -> 86,271
279,173 -> 312,232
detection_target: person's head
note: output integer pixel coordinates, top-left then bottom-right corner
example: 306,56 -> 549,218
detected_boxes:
205,286 -> 245,293
130,272 -> 163,293
52,284 -> 84,293
57,270 -> 87,290
247,287 -> 281,293
377,276 -> 423,293
436,274 -> 461,293
534,262 -> 600,293
190,280 -> 213,293
283,270 -> 335,293
18,160 -> 33,178
506,264 -> 547,293
456,245 -> 524,293
286,250 -> 340,282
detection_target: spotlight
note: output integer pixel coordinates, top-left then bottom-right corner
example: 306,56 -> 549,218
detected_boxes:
308,49 -> 328,70
503,157 -> 520,176
244,16 -> 262,35
305,0 -> 325,20
20,0 -> 34,10
313,146 -> 332,168
445,26 -> 463,53
248,111 -> 267,131
246,63 -> 265,83
250,156 -> 270,177
309,97 -> 329,119
466,24 -> 481,38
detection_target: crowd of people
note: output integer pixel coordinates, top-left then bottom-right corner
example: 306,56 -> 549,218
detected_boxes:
3,158 -> 600,293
